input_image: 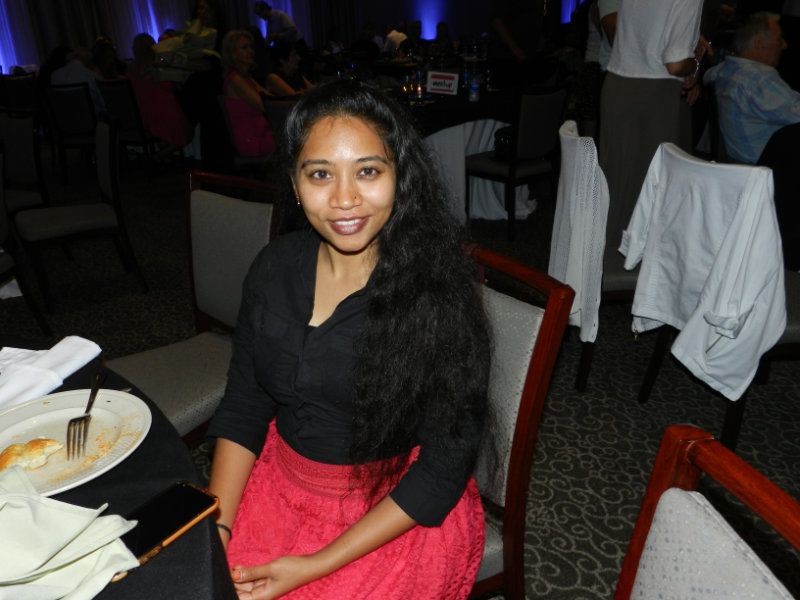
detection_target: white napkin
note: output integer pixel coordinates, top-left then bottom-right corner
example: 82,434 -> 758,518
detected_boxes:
0,467 -> 139,600
0,337 -> 101,412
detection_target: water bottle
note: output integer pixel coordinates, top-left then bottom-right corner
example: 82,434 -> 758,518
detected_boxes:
468,80 -> 480,103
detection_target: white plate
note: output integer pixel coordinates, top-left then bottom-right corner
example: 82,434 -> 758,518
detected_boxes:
0,389 -> 152,496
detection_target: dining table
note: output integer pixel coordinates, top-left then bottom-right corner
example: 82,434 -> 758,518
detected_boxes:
48,358 -> 238,600
390,86 -> 534,223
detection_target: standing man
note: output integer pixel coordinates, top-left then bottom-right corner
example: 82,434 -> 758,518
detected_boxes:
254,2 -> 307,55
598,0 -> 706,248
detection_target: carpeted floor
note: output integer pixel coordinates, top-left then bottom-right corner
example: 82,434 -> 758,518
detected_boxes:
2,157 -> 798,598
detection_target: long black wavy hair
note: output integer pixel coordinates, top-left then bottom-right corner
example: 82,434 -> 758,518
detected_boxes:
283,80 -> 491,489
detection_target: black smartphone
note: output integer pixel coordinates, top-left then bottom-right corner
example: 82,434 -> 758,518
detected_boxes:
120,480 -> 220,566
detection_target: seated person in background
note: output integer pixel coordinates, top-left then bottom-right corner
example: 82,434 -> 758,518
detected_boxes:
37,45 -> 72,89
253,1 -> 308,57
222,29 -> 276,157
383,22 -> 408,56
704,11 -> 800,163
264,41 -> 313,97
127,33 -> 192,150
50,47 -> 105,112
92,37 -> 125,81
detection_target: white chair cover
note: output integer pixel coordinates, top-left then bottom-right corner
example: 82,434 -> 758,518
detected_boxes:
631,488 -> 793,599
620,143 -> 786,400
548,120 -> 609,343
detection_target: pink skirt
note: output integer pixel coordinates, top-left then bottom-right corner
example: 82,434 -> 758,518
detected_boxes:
227,421 -> 485,599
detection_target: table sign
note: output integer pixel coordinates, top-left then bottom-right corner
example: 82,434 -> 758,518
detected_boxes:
427,71 -> 459,95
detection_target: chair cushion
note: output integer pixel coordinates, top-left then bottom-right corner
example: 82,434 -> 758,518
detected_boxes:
466,151 -> 553,180
475,508 -> 503,581
631,488 -> 792,599
5,189 -> 43,213
780,269 -> 799,344
14,204 -> 117,241
106,331 -> 232,437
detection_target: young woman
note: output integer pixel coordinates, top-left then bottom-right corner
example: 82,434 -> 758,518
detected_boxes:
207,79 -> 490,600
222,30 -> 276,156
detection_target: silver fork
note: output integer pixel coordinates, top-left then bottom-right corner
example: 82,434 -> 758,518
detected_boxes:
66,372 -> 106,460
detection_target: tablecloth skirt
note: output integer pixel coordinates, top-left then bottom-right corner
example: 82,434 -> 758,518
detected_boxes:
227,421 -> 485,599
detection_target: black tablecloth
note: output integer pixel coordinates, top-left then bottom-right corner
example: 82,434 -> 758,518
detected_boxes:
53,360 -> 237,600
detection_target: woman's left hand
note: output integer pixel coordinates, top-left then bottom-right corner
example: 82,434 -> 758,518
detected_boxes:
231,555 -> 323,600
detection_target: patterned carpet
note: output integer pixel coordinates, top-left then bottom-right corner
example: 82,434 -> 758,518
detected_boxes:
2,160 -> 799,598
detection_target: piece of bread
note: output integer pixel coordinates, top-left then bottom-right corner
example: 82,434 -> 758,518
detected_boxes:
0,438 -> 64,471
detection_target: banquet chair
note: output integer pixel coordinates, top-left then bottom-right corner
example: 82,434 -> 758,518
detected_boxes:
467,246 -> 574,600
465,88 -> 566,241
218,96 -> 275,176
96,79 -> 158,178
615,424 -> 800,599
622,144 -> 785,450
0,111 -> 49,214
44,83 -> 97,183
0,142 -> 51,336
106,170 -> 280,442
0,74 -> 38,114
11,116 -> 147,312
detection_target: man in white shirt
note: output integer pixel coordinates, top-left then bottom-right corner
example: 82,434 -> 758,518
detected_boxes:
50,47 -> 105,112
254,2 -> 300,44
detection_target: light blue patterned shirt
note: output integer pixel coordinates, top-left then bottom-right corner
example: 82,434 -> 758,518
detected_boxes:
705,56 -> 800,163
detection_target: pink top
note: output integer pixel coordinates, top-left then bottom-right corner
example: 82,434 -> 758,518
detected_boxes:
127,71 -> 191,147
223,72 -> 276,157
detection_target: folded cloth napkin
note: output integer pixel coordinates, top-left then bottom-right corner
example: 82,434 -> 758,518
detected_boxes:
0,337 -> 101,412
0,467 -> 139,600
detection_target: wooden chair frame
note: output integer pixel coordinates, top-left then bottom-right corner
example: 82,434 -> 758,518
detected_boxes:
467,245 -> 574,600
615,424 -> 800,599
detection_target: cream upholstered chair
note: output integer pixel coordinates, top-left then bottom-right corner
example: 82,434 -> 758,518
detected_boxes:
468,246 -> 574,600
0,142 -> 51,336
12,116 -> 147,312
0,111 -> 48,214
106,171 -> 280,441
615,424 -> 800,599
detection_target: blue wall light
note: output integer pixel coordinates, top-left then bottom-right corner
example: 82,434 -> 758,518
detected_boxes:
414,0 -> 445,39
561,0 -> 588,24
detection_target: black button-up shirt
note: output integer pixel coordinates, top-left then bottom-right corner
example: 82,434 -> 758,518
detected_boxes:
207,230 -> 479,526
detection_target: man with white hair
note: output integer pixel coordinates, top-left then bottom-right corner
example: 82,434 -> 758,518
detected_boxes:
705,11 -> 800,163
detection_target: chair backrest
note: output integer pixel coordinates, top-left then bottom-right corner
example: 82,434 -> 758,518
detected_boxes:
548,120 -> 609,344
615,424 -> 800,599
96,79 -> 145,135
188,171 -> 281,330
95,116 -> 120,208
45,84 -> 97,137
622,143 -> 784,399
1,74 -> 37,113
0,111 -> 41,186
469,245 -> 573,596
264,98 -> 295,147
0,142 -> 8,244
516,88 -> 567,160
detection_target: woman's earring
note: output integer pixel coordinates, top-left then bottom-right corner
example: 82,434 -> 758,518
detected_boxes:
295,196 -> 301,207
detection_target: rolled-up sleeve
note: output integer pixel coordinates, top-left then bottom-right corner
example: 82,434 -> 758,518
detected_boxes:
206,248 -> 276,456
390,390 -> 485,526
